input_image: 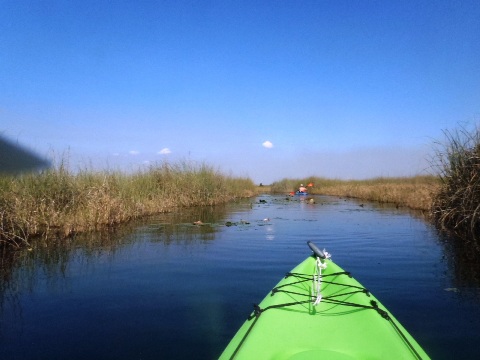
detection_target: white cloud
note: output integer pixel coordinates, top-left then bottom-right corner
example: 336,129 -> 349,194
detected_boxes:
262,140 -> 273,149
129,150 -> 140,155
158,148 -> 171,155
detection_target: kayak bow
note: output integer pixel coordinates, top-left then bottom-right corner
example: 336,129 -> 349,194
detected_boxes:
219,241 -> 429,359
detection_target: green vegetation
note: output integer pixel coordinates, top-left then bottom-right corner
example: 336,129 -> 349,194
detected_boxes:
271,175 -> 439,211
431,125 -> 480,243
0,160 -> 255,248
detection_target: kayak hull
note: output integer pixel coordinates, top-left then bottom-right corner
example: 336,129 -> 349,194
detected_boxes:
219,248 -> 429,359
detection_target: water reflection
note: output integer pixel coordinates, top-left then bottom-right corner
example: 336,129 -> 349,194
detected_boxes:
1,195 -> 480,359
439,231 -> 480,293
345,198 -> 480,292
0,201 -> 253,316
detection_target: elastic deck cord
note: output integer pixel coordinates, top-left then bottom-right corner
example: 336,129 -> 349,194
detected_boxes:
228,258 -> 424,360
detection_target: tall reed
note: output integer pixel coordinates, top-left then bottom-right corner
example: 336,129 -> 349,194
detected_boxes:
431,125 -> 480,242
0,160 -> 255,248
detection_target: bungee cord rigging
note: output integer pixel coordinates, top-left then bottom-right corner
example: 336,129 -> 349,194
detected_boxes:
232,246 -> 425,360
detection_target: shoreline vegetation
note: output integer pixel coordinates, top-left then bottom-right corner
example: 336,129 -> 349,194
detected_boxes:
0,160 -> 255,248
0,168 -> 444,250
269,175 -> 439,211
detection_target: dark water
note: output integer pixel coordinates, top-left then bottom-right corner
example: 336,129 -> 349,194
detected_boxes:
1,195 -> 480,359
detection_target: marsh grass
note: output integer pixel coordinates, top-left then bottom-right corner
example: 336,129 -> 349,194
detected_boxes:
0,160 -> 255,248
431,125 -> 480,242
271,175 -> 439,211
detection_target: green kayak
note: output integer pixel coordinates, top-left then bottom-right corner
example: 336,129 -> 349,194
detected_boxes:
219,241 -> 430,359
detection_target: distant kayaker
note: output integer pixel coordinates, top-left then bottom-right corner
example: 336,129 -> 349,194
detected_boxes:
298,184 -> 307,193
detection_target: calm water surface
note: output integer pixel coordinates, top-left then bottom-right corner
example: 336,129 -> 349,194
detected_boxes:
1,195 -> 480,359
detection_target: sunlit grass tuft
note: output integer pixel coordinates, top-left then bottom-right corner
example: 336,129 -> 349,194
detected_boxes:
431,125 -> 480,242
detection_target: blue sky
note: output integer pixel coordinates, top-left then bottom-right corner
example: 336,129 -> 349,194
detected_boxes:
1,1 -> 479,183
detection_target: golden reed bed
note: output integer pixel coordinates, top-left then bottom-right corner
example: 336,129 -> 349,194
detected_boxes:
270,176 -> 439,211
0,161 -> 255,248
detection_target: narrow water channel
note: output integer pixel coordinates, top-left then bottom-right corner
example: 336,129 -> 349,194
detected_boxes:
1,195 -> 479,359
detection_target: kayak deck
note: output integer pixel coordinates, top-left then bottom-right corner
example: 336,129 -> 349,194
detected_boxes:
220,245 -> 429,359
